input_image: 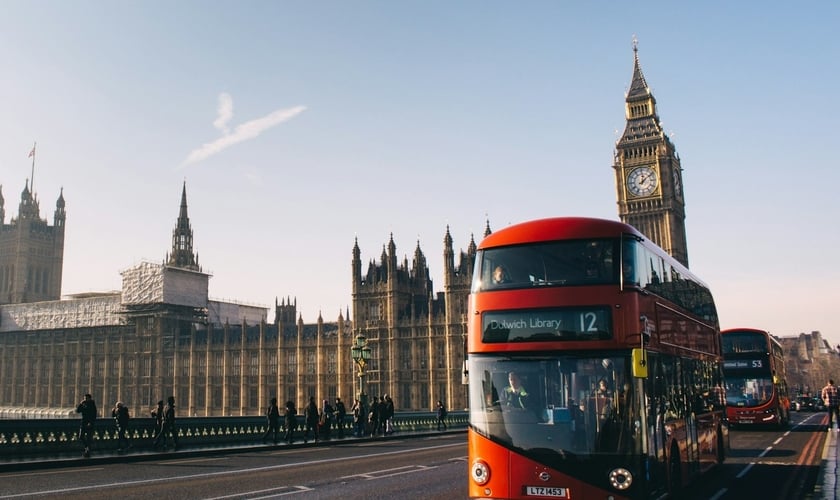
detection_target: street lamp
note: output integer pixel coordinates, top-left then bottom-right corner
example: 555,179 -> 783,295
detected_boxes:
351,334 -> 371,408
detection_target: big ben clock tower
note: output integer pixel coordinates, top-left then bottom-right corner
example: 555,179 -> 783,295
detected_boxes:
614,40 -> 689,267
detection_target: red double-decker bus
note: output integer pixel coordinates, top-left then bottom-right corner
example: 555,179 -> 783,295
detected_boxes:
721,328 -> 790,427
467,217 -> 728,499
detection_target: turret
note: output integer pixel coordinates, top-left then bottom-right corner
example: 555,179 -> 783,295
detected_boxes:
54,188 -> 66,228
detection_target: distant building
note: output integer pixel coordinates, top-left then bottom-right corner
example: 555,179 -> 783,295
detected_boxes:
779,331 -> 840,396
0,182 -> 471,416
0,181 -> 66,304
0,184 -> 345,417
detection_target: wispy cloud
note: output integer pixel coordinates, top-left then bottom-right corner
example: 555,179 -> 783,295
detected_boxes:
183,93 -> 306,166
213,93 -> 234,134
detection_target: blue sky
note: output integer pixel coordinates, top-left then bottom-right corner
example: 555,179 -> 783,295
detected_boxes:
1,2 -> 838,345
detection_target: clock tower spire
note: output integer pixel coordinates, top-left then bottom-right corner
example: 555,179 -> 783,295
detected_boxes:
613,39 -> 689,267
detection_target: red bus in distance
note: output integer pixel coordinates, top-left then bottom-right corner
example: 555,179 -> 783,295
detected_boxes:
721,328 -> 791,428
467,217 -> 728,499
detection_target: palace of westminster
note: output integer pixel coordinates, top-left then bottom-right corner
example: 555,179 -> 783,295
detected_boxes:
0,46 -> 833,418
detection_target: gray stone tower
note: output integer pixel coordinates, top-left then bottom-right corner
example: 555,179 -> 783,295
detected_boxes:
0,179 -> 66,304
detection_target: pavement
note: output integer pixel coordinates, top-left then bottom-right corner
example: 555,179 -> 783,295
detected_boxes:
813,425 -> 840,499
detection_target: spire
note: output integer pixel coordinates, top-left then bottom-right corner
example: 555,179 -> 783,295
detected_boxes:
179,181 -> 189,221
167,181 -> 200,271
619,38 -> 663,146
54,187 -> 66,227
413,239 -> 426,272
388,232 -> 396,256
627,36 -> 651,100
18,179 -> 39,220
483,219 -> 492,238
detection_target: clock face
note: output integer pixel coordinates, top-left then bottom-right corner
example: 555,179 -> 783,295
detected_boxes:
627,166 -> 658,197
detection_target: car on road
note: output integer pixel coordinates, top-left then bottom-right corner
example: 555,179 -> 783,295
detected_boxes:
812,397 -> 826,412
795,396 -> 813,411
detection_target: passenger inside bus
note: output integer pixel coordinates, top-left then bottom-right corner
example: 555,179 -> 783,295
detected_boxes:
592,378 -> 614,424
622,259 -> 638,286
492,265 -> 511,285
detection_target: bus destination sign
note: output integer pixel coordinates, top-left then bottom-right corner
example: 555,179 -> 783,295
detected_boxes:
482,307 -> 611,343
723,359 -> 765,370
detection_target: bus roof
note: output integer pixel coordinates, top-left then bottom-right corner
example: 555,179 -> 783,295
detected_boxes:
478,217 -> 642,250
722,328 -> 770,335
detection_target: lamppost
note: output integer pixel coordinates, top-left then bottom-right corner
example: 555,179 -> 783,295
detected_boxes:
351,334 -> 371,408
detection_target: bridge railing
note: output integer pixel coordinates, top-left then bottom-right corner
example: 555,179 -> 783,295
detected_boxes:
0,411 -> 466,459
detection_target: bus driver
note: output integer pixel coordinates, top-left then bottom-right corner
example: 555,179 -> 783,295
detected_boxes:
502,371 -> 530,409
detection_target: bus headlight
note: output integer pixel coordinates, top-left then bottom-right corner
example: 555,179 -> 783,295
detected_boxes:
609,468 -> 633,490
471,460 -> 491,485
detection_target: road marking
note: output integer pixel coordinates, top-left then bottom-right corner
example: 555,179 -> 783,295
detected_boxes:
268,448 -> 327,456
2,468 -> 104,478
736,462 -> 755,479
205,485 -> 312,499
341,464 -> 437,480
0,442 -> 463,498
709,487 -> 727,500
162,457 -> 230,465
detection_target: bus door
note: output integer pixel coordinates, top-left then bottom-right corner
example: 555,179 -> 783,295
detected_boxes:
647,355 -> 668,485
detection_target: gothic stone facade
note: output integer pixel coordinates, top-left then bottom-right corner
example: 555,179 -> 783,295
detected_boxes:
0,182 -> 66,305
0,184 -> 473,416
350,225 -> 486,413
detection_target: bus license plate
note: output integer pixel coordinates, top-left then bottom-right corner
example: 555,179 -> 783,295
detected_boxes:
525,486 -> 568,497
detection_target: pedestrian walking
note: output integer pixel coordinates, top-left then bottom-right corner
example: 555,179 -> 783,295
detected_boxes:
383,394 -> 395,435
262,397 -> 281,444
76,393 -> 97,458
436,400 -> 448,431
823,379 -> 840,431
303,396 -> 319,444
334,397 -> 347,438
320,399 -> 335,439
369,396 -> 382,436
284,400 -> 298,444
112,401 -> 131,451
352,398 -> 366,437
151,400 -> 164,441
154,396 -> 178,450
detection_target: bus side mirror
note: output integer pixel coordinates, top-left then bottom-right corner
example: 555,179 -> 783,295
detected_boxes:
632,348 -> 648,378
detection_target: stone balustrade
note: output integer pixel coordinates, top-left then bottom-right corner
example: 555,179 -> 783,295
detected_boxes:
0,411 -> 466,459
